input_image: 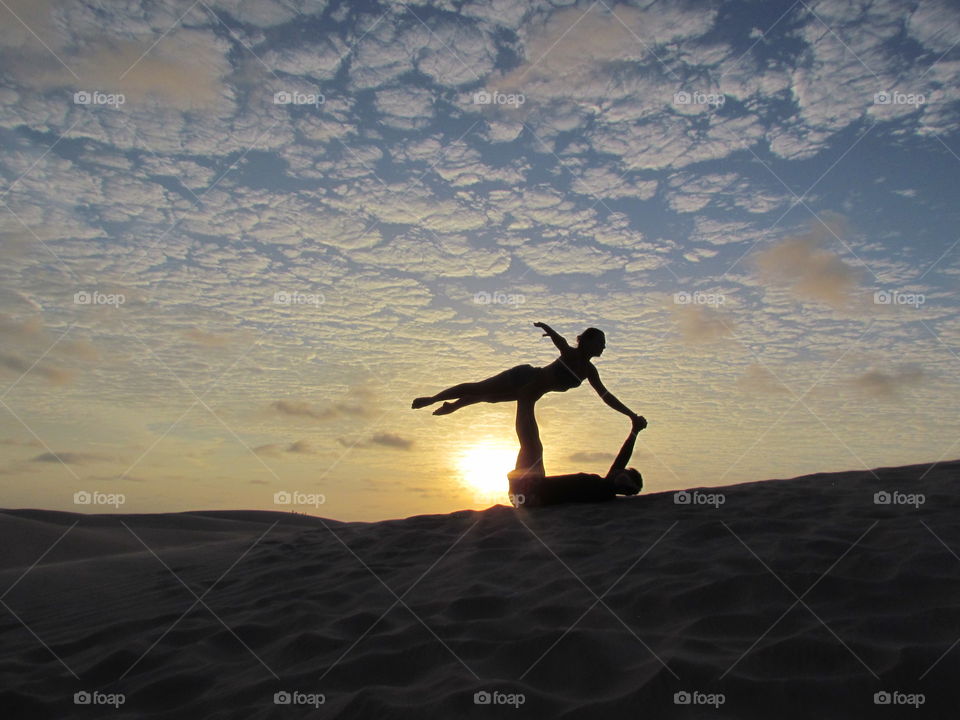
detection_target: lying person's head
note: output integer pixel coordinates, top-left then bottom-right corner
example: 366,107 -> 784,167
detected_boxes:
576,327 -> 606,357
612,468 -> 642,495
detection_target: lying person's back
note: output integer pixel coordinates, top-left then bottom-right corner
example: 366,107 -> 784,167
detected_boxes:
509,471 -> 640,507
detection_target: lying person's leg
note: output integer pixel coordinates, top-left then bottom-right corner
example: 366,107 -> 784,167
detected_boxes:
513,392 -> 545,478
507,393 -> 546,505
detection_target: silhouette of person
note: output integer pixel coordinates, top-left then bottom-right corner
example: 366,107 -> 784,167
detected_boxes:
508,409 -> 647,507
412,322 -> 641,423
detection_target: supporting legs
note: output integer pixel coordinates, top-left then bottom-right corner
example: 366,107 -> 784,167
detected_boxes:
513,392 -> 545,479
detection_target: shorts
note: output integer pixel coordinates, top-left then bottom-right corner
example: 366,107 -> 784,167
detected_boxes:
499,363 -> 540,386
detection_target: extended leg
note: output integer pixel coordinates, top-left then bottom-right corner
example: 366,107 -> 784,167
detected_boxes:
412,381 -> 479,409
432,391 -> 517,415
415,367 -> 535,411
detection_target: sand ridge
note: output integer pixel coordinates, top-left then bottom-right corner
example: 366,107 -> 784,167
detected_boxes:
1,460 -> 958,718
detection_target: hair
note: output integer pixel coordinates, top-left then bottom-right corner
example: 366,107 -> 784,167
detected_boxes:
578,327 -> 605,346
616,468 -> 643,494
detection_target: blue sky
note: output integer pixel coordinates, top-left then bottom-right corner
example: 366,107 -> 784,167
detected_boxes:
1,0 -> 958,520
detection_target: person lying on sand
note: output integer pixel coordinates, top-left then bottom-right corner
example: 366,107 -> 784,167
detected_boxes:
507,405 -> 647,508
411,322 -> 641,424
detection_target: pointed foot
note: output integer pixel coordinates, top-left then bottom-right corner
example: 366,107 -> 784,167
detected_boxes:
432,402 -> 458,416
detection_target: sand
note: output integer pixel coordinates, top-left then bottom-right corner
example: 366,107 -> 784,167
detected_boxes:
1,459 -> 958,718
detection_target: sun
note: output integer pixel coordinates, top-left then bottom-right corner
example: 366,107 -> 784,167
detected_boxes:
457,441 -> 516,502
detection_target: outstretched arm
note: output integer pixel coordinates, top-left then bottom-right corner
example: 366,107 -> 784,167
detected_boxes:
606,415 -> 647,479
533,322 -> 570,352
587,365 -> 638,418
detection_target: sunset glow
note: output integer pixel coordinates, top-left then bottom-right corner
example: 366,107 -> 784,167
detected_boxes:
457,441 -> 517,503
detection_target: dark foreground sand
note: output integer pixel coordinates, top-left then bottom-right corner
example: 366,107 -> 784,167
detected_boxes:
2,460 -> 959,719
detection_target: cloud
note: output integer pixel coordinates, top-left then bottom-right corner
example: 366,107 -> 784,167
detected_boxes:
667,172 -> 787,215
736,364 -> 791,395
30,28 -> 233,110
0,352 -> 75,385
183,328 -> 231,348
0,314 -> 44,339
495,3 -> 717,102
286,439 -> 316,454
84,473 -> 146,483
338,432 -> 414,450
254,439 -> 316,456
416,21 -> 496,87
907,0 -> 960,54
60,339 -> 100,361
374,86 -> 436,129
270,400 -> 333,421
82,33 -> 229,106
369,432 -> 413,450
31,451 -> 112,465
669,304 -> 735,343
0,437 -> 42,447
253,443 -> 283,456
753,216 -> 862,308
851,365 -> 926,400
269,386 -> 374,421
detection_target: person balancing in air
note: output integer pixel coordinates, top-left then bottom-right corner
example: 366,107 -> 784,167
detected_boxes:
412,322 -> 642,421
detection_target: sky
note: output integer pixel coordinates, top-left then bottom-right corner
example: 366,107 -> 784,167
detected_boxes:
0,0 -> 958,521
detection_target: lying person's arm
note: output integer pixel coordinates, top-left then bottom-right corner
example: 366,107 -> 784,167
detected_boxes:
605,415 -> 647,480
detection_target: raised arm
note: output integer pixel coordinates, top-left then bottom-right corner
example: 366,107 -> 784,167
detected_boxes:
533,321 -> 570,352
587,365 -> 637,418
606,415 -> 647,479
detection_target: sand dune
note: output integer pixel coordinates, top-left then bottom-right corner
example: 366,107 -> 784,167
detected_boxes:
2,460 -> 959,718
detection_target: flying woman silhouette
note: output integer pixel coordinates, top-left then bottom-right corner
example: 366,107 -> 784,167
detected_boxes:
411,322 -> 641,421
